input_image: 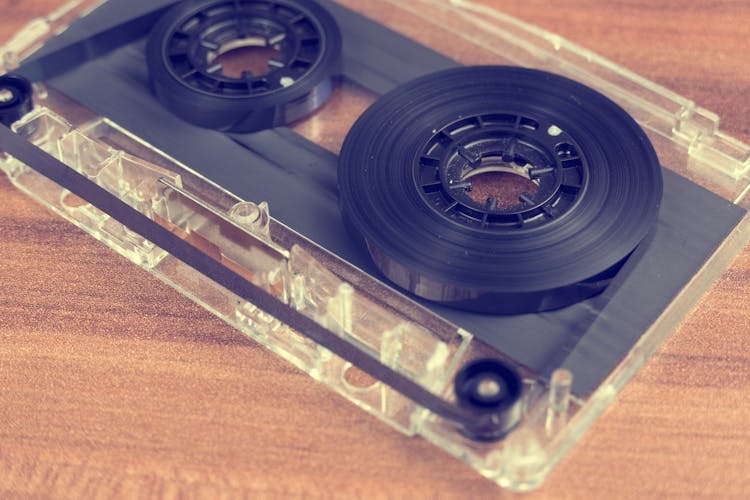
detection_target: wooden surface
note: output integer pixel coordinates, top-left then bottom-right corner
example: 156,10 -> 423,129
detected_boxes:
1,1 -> 749,497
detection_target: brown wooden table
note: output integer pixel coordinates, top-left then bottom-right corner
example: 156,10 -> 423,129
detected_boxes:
1,1 -> 748,497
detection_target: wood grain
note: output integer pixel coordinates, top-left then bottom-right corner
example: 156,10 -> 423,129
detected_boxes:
1,1 -> 749,498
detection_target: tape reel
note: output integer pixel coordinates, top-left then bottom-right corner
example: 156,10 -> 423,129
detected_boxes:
146,0 -> 341,132
338,66 -> 663,314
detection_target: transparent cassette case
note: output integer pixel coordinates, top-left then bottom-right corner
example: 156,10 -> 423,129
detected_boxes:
1,0 -> 748,491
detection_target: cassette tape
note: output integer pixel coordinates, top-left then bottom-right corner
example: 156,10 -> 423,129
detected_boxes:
0,0 -> 748,494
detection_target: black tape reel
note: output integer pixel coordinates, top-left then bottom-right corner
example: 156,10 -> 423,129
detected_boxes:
338,66 -> 663,314
146,0 -> 341,132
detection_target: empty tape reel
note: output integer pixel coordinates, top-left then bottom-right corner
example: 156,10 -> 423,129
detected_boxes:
338,66 -> 663,314
146,0 -> 341,132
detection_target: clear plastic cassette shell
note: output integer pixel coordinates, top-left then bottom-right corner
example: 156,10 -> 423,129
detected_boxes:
1,0 -> 748,492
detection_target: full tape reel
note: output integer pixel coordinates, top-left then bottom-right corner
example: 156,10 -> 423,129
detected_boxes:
339,66 -> 663,314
